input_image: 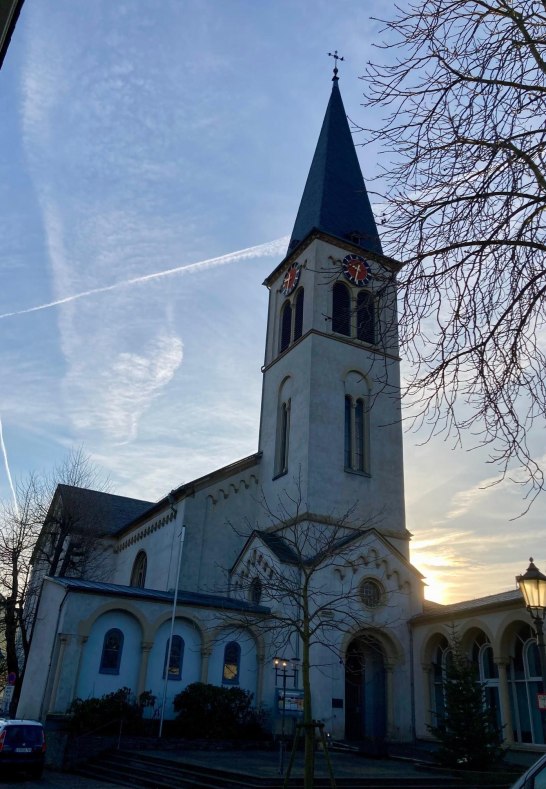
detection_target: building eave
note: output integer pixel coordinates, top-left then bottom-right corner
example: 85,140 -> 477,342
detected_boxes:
115,451 -> 262,536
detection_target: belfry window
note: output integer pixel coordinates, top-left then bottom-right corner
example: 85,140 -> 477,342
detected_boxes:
279,288 -> 304,354
332,282 -> 351,336
357,291 -> 375,344
99,628 -> 124,675
130,550 -> 147,588
280,301 -> 292,353
344,395 -> 368,473
332,282 -> 377,345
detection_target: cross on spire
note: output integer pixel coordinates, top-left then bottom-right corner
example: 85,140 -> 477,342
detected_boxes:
328,50 -> 344,81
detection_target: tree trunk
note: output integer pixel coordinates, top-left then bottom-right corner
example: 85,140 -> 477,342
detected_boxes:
301,578 -> 314,789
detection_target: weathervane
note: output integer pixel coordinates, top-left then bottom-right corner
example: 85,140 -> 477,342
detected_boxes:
328,50 -> 345,81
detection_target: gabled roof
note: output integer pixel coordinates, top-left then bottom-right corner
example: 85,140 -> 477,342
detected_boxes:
54,485 -> 154,537
231,524 -> 423,580
48,576 -> 270,614
288,77 -> 382,257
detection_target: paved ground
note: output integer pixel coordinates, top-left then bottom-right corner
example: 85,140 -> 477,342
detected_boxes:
0,747 -> 530,788
0,770 -> 120,788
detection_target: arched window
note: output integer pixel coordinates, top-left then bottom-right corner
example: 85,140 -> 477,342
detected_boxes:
508,624 -> 545,743
469,632 -> 501,731
332,282 -> 351,336
430,636 -> 451,726
357,291 -> 375,344
222,641 -> 241,685
279,301 -> 292,353
99,628 -> 124,675
276,400 -> 290,476
344,395 -> 367,473
250,577 -> 263,605
293,288 -> 304,341
344,396 -> 352,469
163,635 -> 184,680
130,551 -> 147,588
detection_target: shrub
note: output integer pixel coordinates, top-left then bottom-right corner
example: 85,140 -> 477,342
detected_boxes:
67,687 -> 155,735
173,682 -> 267,739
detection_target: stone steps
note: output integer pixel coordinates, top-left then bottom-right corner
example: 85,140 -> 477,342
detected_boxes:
73,748 -> 516,789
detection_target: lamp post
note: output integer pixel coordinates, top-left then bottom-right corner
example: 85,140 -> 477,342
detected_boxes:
273,656 -> 300,775
516,558 -> 546,697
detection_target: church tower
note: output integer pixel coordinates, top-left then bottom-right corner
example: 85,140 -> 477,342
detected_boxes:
258,67 -> 408,557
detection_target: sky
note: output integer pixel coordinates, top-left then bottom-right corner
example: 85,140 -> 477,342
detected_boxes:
0,0 -> 543,605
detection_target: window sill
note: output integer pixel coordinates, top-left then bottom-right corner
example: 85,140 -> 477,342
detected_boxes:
272,470 -> 288,481
344,467 -> 371,478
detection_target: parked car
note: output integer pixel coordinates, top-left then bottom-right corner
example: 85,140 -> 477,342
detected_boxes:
0,718 -> 45,778
510,752 -> 546,788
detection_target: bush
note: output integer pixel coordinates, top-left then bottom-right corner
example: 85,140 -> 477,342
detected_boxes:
67,687 -> 155,735
173,682 -> 267,740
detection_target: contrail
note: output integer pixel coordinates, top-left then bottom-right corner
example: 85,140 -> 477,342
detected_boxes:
0,236 -> 289,321
0,416 -> 19,519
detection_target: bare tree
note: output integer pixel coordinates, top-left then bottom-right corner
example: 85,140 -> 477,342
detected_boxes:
361,0 -> 546,506
30,447 -> 111,580
0,479 -> 42,703
0,447 -> 111,710
228,484 -> 408,789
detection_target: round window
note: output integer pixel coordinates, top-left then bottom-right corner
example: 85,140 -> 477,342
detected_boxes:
360,579 -> 383,608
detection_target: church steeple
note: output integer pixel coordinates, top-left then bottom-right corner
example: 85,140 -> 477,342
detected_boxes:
288,75 -> 382,256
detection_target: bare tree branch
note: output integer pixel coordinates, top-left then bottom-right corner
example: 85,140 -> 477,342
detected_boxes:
360,0 -> 546,507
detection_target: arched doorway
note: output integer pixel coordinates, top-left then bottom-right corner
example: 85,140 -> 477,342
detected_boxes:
345,636 -> 386,742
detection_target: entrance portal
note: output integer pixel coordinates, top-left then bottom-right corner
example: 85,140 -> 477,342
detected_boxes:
345,636 -> 386,742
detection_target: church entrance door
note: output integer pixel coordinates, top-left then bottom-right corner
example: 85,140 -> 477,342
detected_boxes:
344,636 -> 386,742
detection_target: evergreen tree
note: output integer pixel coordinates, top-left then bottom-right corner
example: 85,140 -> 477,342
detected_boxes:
428,629 -> 504,770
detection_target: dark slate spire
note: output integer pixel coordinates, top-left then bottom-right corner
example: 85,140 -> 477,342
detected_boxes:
288,77 -> 382,256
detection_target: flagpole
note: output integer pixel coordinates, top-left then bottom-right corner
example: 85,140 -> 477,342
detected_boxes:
159,506 -> 185,737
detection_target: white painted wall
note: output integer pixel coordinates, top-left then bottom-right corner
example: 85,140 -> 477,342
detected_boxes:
144,617 -> 202,718
75,610 -> 142,700
207,626 -> 259,698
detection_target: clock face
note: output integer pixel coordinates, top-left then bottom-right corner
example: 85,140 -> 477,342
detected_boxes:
342,254 -> 371,287
281,263 -> 301,296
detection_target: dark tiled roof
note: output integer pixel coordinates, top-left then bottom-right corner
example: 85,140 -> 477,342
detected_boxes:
0,0 -> 25,69
49,577 -> 270,613
288,80 -> 382,256
57,485 -> 154,537
257,531 -> 300,564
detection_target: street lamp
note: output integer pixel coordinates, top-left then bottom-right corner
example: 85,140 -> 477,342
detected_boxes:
273,656 -> 300,775
516,558 -> 546,693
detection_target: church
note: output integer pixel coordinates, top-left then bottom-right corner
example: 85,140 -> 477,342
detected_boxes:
16,68 -> 546,754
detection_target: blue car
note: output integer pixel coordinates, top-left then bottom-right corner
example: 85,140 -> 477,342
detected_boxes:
0,718 -> 45,778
